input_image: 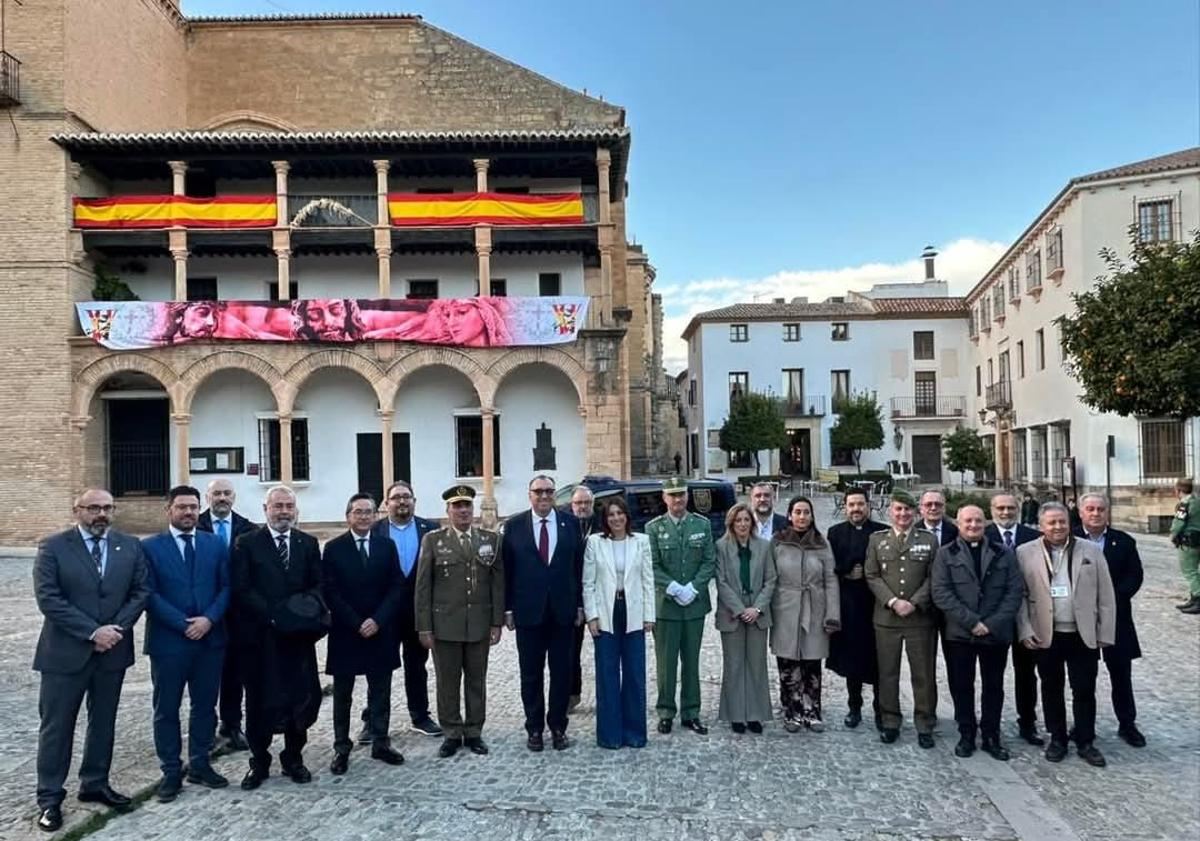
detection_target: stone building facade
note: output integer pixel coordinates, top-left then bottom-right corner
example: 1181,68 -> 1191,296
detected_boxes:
0,1 -> 662,538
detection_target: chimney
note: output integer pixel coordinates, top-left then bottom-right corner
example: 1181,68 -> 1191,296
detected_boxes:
922,245 -> 937,280
791,296 -> 808,304
773,297 -> 785,304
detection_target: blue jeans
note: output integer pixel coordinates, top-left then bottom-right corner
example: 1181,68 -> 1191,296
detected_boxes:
593,598 -> 647,748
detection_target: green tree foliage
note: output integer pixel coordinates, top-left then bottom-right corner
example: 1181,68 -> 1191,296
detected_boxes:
718,391 -> 787,476
941,426 -> 993,488
92,264 -> 139,301
1057,230 -> 1200,417
829,391 -> 884,473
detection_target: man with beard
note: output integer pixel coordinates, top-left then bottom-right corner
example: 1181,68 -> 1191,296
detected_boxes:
826,488 -> 887,729
985,492 -> 1043,746
749,482 -> 789,540
233,486 -> 324,789
1016,502 -> 1116,767
197,478 -> 256,751
32,489 -> 149,832
564,485 -> 599,712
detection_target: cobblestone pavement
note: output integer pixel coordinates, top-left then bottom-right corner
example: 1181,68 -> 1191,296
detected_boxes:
1,517 -> 1197,841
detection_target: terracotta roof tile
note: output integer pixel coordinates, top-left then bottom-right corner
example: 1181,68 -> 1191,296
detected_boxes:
1075,147 -> 1200,184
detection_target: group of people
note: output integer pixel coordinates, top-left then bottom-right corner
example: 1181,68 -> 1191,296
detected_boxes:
31,474 -> 1196,832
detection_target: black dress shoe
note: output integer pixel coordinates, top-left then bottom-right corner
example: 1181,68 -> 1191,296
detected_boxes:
954,737 -> 975,758
1175,595 -> 1199,610
371,746 -> 405,765
844,709 -> 862,729
747,721 -> 763,734
220,726 -> 249,752
551,730 -> 570,751
527,732 -> 545,752
438,738 -> 462,758
281,763 -> 312,784
240,767 -> 269,790
657,719 -> 672,734
981,738 -> 1010,761
1076,742 -> 1107,767
681,719 -> 709,735
186,765 -> 229,788
156,776 -> 182,803
410,717 -> 443,737
77,785 -> 132,809
1045,740 -> 1068,762
1019,726 -> 1046,746
465,737 -> 489,755
329,753 -> 349,775
1118,726 -> 1146,748
917,733 -> 935,750
730,722 -> 747,734
1181,600 -> 1200,615
880,728 -> 899,743
37,806 -> 62,833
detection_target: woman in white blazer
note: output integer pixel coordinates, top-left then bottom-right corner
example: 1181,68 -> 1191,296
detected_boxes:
582,495 -> 656,749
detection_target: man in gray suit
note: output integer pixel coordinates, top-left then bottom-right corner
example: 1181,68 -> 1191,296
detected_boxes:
32,489 -> 149,832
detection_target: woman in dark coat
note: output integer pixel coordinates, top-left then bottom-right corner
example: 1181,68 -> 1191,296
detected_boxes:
825,487 -> 887,729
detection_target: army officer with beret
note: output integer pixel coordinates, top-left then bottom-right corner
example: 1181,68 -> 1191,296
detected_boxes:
415,485 -> 504,759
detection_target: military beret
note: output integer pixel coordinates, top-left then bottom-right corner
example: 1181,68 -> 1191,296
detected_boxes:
443,484 -> 476,504
890,489 -> 917,508
662,476 -> 688,494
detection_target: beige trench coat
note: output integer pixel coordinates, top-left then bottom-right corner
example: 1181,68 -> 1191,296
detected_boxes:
769,536 -> 840,661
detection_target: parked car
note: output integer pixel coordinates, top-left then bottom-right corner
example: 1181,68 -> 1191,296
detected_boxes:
554,475 -> 736,540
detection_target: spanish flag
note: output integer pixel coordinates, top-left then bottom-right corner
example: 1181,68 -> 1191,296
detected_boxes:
388,192 -> 584,227
74,195 -> 278,229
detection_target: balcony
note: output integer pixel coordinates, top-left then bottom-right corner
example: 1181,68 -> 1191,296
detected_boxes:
985,380 -> 1012,411
781,395 -> 826,417
0,51 -> 19,107
890,395 -> 966,419
287,193 -> 377,226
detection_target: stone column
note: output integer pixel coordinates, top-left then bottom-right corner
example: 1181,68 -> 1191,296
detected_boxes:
272,160 -> 290,226
376,243 -> 393,298
595,148 -> 611,225
278,413 -> 293,485
171,413 -> 191,485
169,233 -> 189,302
273,161 -> 292,300
473,158 -> 489,193
275,245 -> 292,300
480,407 -> 498,527
374,160 -> 393,297
379,409 -> 395,497
475,226 -> 492,296
168,160 -> 188,196
598,239 -> 613,325
373,159 -> 391,223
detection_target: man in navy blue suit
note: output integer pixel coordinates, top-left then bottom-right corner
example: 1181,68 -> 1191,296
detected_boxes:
142,485 -> 231,803
503,475 -> 586,752
750,482 -> 789,539
986,492 -> 1044,746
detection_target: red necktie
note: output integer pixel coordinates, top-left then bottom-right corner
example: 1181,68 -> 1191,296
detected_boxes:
539,518 -> 550,565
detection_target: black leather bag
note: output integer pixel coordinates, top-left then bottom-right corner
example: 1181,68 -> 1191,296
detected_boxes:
272,592 -> 331,642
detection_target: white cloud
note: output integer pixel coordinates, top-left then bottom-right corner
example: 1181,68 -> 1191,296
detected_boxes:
658,237 -> 1006,374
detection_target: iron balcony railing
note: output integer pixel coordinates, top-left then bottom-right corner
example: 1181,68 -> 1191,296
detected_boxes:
780,394 -> 826,417
985,380 -> 1012,411
287,193 -> 378,226
890,395 -> 966,419
0,51 -> 20,107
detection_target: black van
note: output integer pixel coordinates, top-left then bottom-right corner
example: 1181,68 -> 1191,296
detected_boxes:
554,475 -> 737,540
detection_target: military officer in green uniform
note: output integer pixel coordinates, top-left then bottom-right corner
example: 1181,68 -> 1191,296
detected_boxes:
647,477 -> 716,734
415,485 -> 504,758
865,490 -> 940,748
1171,477 -> 1200,614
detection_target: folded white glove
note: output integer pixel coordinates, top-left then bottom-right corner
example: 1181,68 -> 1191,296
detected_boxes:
673,585 -> 696,607
665,581 -> 683,599
682,582 -> 698,601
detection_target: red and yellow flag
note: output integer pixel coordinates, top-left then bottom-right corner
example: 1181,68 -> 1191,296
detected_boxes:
74,195 -> 278,229
388,192 -> 584,227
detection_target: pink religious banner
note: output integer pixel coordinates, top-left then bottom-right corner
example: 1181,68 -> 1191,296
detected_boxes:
76,296 -> 590,350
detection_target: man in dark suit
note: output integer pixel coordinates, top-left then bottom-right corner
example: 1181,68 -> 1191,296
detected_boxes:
197,478 -> 255,751
142,485 -> 231,802
1076,493 -> 1145,747
987,491 -> 1044,745
563,485 -> 600,711
369,480 -> 441,739
232,485 -> 324,790
919,490 -> 959,546
750,482 -> 789,540
503,474 -> 586,752
32,488 -> 149,832
324,493 -> 406,775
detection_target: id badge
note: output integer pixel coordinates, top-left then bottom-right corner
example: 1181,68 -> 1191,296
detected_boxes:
1049,585 -> 1069,598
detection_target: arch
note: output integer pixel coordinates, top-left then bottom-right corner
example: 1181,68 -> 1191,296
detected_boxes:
73,354 -> 181,417
388,347 -> 493,406
177,350 -> 284,414
283,349 -> 392,412
487,347 -> 586,407
198,110 -> 301,133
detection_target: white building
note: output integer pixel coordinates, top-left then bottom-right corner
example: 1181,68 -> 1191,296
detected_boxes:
968,147 -> 1200,531
681,260 -> 972,486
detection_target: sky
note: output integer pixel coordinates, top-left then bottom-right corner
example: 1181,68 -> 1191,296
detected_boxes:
184,0 -> 1200,371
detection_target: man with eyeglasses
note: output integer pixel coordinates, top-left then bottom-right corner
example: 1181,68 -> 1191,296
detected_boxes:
323,494 -> 406,775
749,482 -> 788,540
197,478 -> 256,752
32,489 -> 149,832
369,481 -> 442,739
